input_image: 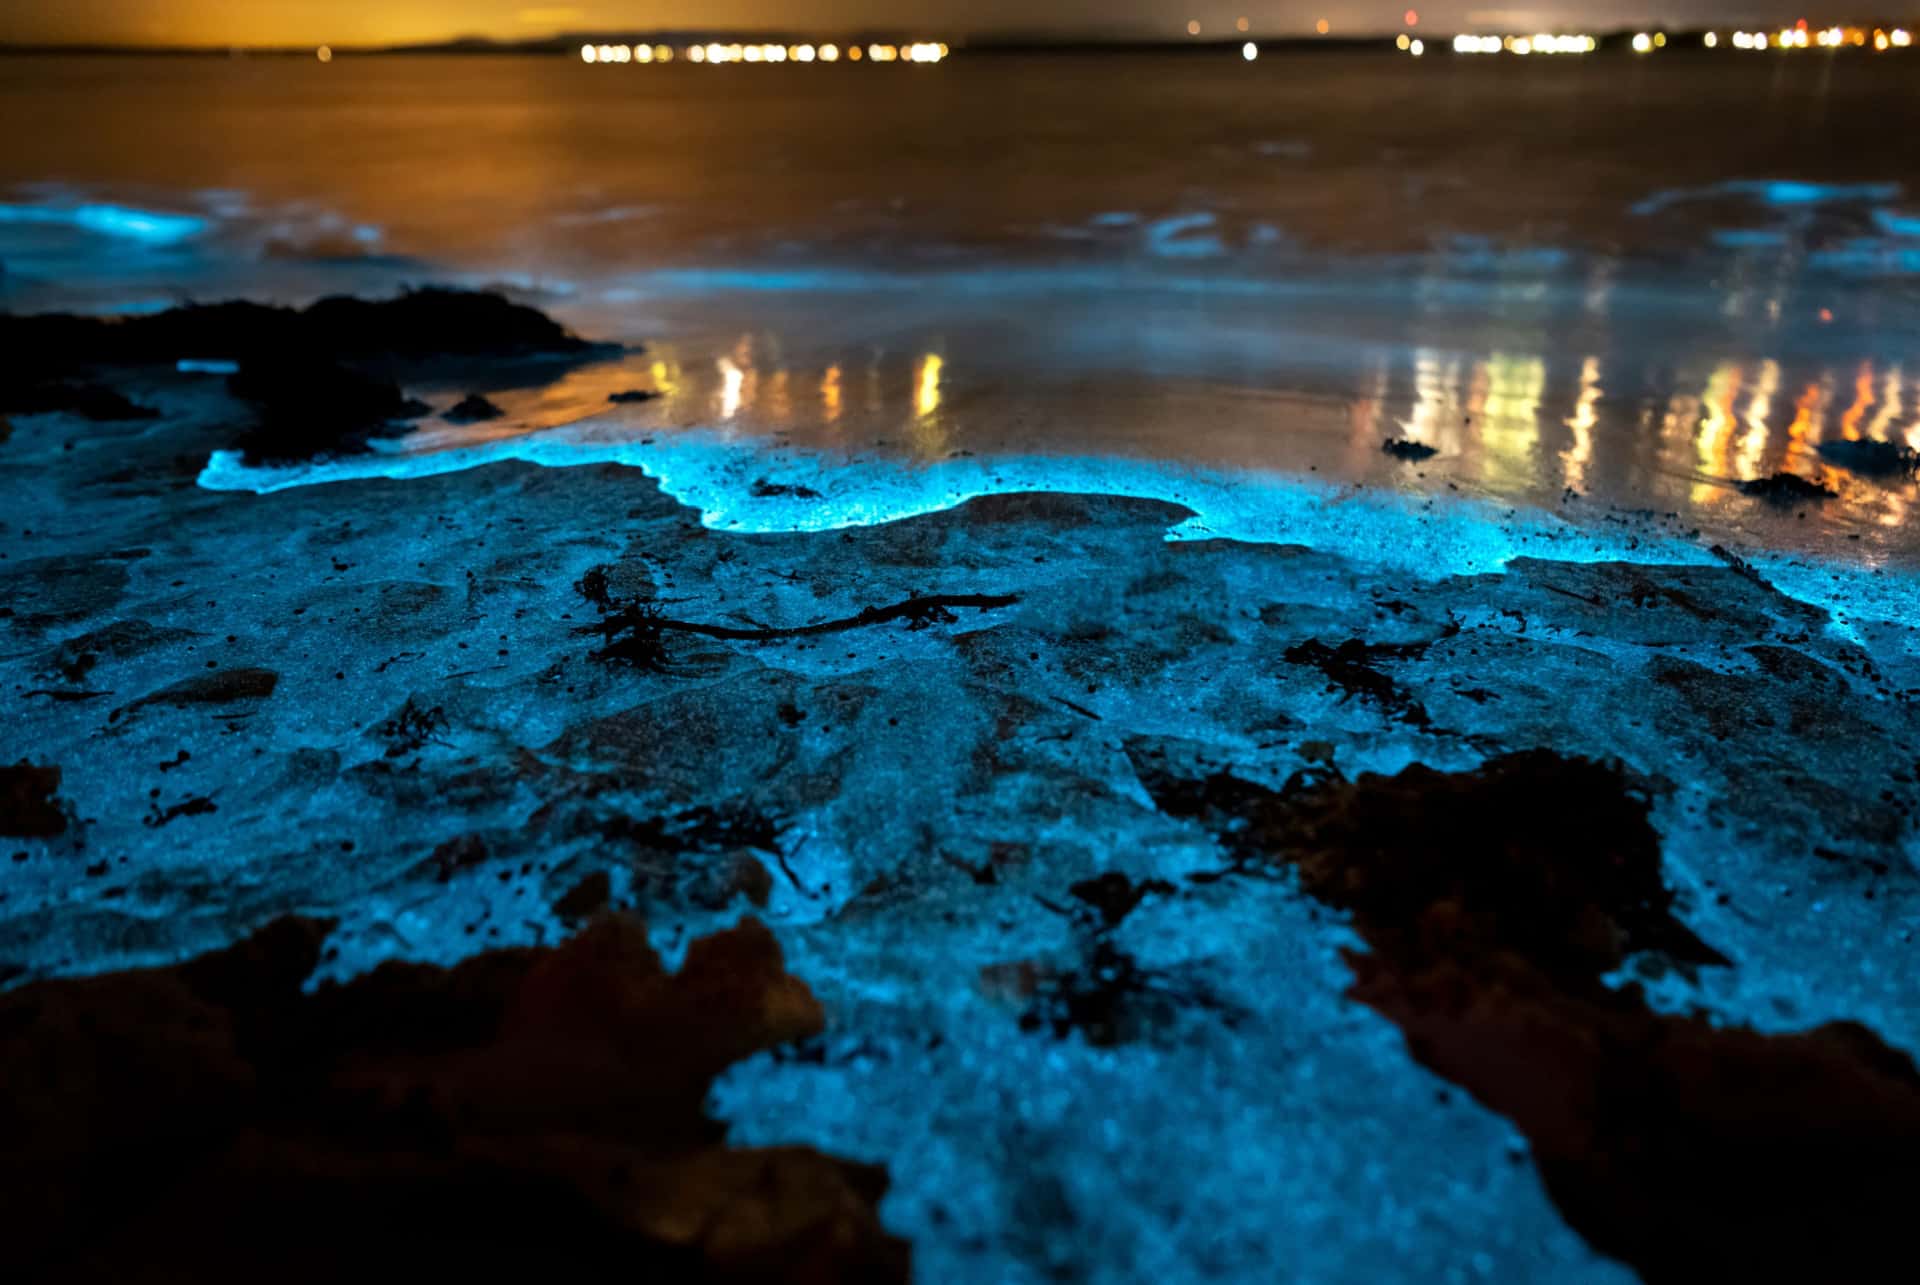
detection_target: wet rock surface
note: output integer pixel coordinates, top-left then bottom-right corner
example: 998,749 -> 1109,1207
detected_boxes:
0,912 -> 906,1282
5,344 -> 1920,1283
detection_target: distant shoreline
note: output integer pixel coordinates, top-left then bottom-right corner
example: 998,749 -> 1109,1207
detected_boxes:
0,31 -> 1774,59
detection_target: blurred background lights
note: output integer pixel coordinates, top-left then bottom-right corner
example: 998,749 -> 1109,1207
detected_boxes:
1242,41 -> 1257,60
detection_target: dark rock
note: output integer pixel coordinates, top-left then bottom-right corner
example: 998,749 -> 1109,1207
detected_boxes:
443,393 -> 505,424
1736,472 -> 1837,504
228,359 -> 425,463
1,761 -> 67,838
608,388 -> 659,404
1817,437 -> 1919,479
1381,438 -> 1438,461
0,913 -> 908,1281
1134,748 -> 1920,1284
0,288 -> 597,372
0,380 -> 157,421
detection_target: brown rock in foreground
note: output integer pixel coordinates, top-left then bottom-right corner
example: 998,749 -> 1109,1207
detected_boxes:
1135,748 -> 1920,1284
0,913 -> 907,1283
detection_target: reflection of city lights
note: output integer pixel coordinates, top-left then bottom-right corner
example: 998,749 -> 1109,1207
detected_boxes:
822,365 -> 842,422
1243,41 -> 1258,60
718,358 -> 744,420
916,354 -> 943,419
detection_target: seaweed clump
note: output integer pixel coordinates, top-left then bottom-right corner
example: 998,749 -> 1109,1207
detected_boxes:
0,913 -> 908,1282
1132,747 -> 1920,1282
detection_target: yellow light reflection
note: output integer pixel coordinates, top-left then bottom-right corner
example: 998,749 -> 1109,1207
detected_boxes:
916,353 -> 943,419
822,364 -> 843,422
1839,362 -> 1875,440
1477,353 -> 1545,485
1692,362 -> 1742,507
1868,366 -> 1905,441
1734,358 -> 1780,483
717,356 -> 744,419
1562,356 -> 1601,493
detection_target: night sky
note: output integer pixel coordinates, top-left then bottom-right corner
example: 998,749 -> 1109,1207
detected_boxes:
0,2 -> 1824,48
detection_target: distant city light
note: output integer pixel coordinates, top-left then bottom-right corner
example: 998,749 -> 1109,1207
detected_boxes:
1395,33 -> 1411,50
1237,17 -> 1250,33
1409,37 -> 1425,55
1316,19 -> 1331,35
820,43 -> 839,61
1704,32 -> 1718,47
1632,32 -> 1653,53
1243,41 -> 1258,60
1187,19 -> 1202,36
1452,33 -> 1592,55
1404,10 -> 1420,27
315,45 -> 332,63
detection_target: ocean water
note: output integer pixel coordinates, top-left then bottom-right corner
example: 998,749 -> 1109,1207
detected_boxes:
4,49 -> 1920,556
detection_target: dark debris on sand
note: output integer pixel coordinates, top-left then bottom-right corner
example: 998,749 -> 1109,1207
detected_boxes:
609,388 -> 660,404
1132,746 -> 1920,1284
1381,438 -> 1438,462
0,913 -> 908,1282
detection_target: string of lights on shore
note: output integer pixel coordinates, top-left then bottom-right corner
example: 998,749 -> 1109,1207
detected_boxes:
320,21 -> 1909,66
579,41 -> 948,65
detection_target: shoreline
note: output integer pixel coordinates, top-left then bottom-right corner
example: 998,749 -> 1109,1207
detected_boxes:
6,290 -> 1920,1280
